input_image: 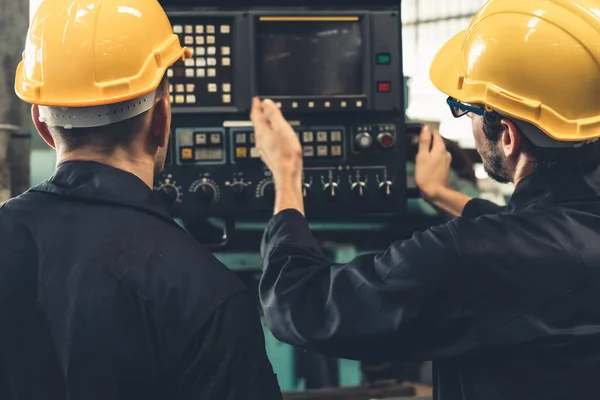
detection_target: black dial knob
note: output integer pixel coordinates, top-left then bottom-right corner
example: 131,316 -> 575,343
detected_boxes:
323,181 -> 339,197
351,181 -> 367,197
157,184 -> 179,206
262,181 -> 275,202
378,180 -> 393,196
196,183 -> 217,204
355,132 -> 373,149
230,182 -> 248,198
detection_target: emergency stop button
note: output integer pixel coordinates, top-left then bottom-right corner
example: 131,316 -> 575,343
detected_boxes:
377,82 -> 391,93
377,132 -> 395,149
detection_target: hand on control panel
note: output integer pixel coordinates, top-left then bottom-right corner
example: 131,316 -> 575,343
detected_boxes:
414,125 -> 452,201
250,97 -> 305,215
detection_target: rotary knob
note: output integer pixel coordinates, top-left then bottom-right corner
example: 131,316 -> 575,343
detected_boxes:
351,181 -> 367,197
229,181 -> 251,201
263,182 -> 275,202
191,178 -> 219,205
156,183 -> 180,207
378,180 -> 393,196
355,132 -> 373,149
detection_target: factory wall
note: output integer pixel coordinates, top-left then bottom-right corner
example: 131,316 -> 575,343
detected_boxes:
402,0 -> 488,148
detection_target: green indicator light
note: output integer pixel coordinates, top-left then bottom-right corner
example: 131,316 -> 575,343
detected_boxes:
377,53 -> 391,65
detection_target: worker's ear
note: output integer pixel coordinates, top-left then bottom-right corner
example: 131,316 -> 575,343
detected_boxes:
31,105 -> 56,149
500,119 -> 521,158
148,96 -> 171,149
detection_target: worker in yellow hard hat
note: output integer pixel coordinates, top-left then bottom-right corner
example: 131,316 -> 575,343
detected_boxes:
0,1 -> 282,399
250,0 -> 600,399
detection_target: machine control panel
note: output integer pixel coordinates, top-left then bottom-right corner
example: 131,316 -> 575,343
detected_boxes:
155,120 -> 412,219
156,3 -> 409,219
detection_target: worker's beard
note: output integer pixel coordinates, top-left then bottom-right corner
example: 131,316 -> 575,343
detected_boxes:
478,138 -> 512,184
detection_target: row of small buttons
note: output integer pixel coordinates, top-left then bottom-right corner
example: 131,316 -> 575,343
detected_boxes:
181,147 -> 224,161
298,130 -> 342,144
178,131 -> 222,147
275,100 -> 365,110
303,145 -> 342,157
171,94 -> 231,104
173,25 -> 230,35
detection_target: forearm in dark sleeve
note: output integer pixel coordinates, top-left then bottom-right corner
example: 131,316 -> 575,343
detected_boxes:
260,209 -> 484,362
173,292 -> 282,400
462,198 -> 505,219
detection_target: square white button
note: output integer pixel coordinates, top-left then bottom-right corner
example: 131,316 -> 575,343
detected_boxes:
208,68 -> 216,77
185,68 -> 194,77
195,25 -> 204,34
222,46 -> 231,55
207,25 -> 215,34
221,25 -> 231,34
308,101 -> 315,108
208,83 -> 218,93
196,58 -> 206,67
185,25 -> 193,34
207,36 -> 215,44
175,84 -> 184,92
223,94 -> 231,103
196,47 -> 206,56
325,101 -> 331,108
196,36 -> 205,45
341,101 -> 347,108
173,25 -> 183,34
222,83 -> 231,93
175,95 -> 184,104
357,101 -> 363,107
185,58 -> 194,67
207,58 -> 217,66
196,68 -> 206,77
208,47 -> 216,55
167,68 -> 174,78
184,36 -> 194,45
250,147 -> 260,158
186,84 -> 195,92
222,57 -> 231,66
292,102 -> 298,108
186,94 -> 196,103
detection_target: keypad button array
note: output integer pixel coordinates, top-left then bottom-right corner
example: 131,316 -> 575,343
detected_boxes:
170,20 -> 234,107
233,131 -> 259,161
298,129 -> 344,158
233,129 -> 344,162
178,130 -> 224,162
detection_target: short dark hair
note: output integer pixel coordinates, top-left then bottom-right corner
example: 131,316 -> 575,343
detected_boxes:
482,109 -> 600,172
50,76 -> 169,154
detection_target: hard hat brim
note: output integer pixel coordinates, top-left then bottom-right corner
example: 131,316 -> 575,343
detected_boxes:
15,44 -> 192,108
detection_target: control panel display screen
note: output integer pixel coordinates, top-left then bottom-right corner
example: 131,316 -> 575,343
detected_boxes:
256,20 -> 363,97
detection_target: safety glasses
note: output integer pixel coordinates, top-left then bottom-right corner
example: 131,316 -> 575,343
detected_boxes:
447,97 -> 485,118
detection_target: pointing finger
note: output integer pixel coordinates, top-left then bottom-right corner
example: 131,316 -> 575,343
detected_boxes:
418,124 -> 433,154
250,97 -> 270,133
261,99 -> 288,129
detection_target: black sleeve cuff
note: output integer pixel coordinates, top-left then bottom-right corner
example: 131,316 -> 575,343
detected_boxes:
462,198 -> 505,219
261,209 -> 322,259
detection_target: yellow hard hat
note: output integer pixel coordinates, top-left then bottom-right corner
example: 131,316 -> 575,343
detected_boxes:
14,0 -> 191,127
430,0 -> 600,147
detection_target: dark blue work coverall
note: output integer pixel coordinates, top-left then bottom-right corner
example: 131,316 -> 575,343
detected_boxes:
0,161 -> 282,400
260,167 -> 600,400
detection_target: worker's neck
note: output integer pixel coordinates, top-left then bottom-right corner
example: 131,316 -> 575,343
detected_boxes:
56,150 -> 155,188
513,155 -> 536,187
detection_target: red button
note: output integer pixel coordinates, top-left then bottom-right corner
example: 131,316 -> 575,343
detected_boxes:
378,82 -> 391,93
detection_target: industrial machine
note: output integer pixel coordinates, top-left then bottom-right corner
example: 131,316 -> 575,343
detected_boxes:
156,0 -> 417,221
